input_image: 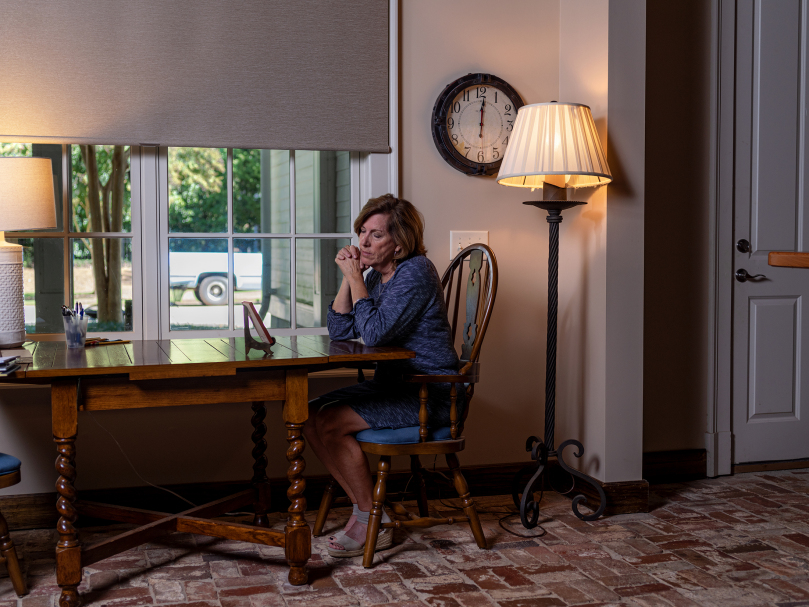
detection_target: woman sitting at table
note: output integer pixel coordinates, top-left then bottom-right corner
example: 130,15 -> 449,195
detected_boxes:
303,194 -> 460,557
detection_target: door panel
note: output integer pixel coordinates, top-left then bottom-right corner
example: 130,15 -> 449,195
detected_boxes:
748,297 -> 800,420
733,0 -> 809,463
752,1 -> 801,252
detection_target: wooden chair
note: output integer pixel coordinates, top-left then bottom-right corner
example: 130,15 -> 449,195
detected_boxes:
314,243 -> 498,567
0,453 -> 26,597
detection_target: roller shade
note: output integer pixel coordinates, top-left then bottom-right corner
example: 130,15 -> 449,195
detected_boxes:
0,1 -> 390,152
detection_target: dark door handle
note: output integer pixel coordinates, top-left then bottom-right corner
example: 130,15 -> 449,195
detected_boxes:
736,269 -> 766,282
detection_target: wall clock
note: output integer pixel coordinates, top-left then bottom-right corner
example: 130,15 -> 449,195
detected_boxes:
431,73 -> 524,176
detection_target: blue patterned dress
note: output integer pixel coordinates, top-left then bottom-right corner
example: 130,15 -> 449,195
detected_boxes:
321,255 -> 461,430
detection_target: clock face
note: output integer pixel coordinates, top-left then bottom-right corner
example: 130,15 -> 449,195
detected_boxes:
432,74 -> 524,176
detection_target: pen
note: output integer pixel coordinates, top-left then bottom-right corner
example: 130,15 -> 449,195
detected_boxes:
85,340 -> 131,347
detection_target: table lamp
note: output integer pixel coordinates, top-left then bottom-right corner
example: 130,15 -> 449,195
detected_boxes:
0,157 -> 57,348
497,101 -> 612,524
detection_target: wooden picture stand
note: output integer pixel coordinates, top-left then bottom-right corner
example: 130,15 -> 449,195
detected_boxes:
243,302 -> 275,354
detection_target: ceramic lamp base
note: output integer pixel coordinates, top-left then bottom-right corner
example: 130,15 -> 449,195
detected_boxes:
0,232 -> 25,348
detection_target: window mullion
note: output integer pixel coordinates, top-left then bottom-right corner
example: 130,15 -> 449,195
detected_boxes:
351,152 -> 361,249
289,150 -> 296,330
62,145 -> 71,310
227,148 -> 234,331
158,147 -> 171,339
127,146 -> 142,339
140,146 -> 162,340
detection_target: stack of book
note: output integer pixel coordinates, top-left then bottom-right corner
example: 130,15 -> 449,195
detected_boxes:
0,348 -> 32,364
0,356 -> 20,377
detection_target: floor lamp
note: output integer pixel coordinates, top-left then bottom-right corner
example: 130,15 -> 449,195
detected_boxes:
496,102 -> 612,524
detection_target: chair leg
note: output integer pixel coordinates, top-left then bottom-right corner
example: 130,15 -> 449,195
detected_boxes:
0,510 -> 26,597
363,455 -> 390,568
410,455 -> 430,517
446,453 -> 487,549
313,477 -> 338,537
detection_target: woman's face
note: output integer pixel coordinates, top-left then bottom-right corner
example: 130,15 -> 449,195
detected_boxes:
358,212 -> 398,272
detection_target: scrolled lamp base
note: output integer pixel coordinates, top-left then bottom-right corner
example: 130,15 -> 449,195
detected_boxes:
513,437 -> 606,524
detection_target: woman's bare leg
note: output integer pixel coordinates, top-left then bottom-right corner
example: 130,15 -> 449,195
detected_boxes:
303,400 -> 359,504
314,404 -> 376,549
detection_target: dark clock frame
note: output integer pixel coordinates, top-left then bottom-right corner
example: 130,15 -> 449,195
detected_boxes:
431,73 -> 524,176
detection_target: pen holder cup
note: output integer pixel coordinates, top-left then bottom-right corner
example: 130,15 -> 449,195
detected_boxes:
63,316 -> 89,348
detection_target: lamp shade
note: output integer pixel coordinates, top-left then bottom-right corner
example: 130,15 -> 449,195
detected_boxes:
497,102 -> 611,189
0,157 -> 57,230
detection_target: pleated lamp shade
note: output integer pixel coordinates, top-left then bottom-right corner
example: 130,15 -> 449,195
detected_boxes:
497,102 -> 612,189
0,157 -> 57,230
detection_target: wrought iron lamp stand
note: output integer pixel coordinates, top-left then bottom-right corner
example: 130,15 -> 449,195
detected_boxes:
513,199 -> 607,526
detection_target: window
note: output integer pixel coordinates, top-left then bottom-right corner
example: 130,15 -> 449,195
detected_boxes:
2,143 -> 138,337
3,4 -> 397,342
160,148 -> 357,335
4,144 -> 364,340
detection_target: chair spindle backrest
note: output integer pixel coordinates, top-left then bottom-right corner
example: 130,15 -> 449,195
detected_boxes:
442,244 -> 498,375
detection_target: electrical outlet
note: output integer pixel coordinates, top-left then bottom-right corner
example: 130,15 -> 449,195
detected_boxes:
449,231 -> 488,259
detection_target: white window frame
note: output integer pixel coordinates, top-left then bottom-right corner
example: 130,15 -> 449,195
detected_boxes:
151,149 -> 362,338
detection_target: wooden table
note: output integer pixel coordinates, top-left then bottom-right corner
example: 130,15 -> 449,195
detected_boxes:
1,337 -> 413,607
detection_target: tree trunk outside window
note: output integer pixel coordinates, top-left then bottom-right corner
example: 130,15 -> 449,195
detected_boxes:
80,145 -> 127,324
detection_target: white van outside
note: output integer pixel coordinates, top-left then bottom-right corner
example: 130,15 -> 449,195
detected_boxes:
170,252 -> 262,305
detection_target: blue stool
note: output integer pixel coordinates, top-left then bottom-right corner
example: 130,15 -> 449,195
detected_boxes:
0,453 -> 26,597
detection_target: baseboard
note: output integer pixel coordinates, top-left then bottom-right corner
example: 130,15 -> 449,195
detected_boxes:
643,449 -> 707,484
1,461 -> 649,531
575,478 -> 649,515
733,458 -> 809,474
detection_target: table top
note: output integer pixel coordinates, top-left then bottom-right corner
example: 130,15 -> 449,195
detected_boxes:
2,337 -> 414,381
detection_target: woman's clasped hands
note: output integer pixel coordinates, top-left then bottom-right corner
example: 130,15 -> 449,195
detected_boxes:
335,244 -> 366,278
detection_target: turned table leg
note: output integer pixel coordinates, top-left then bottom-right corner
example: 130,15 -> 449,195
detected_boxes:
52,381 -> 82,607
251,401 -> 271,527
283,369 -> 310,585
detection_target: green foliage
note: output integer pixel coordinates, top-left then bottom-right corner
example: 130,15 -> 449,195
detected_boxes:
167,147 -> 262,247
233,148 -> 262,232
0,143 -> 31,156
168,147 -> 227,233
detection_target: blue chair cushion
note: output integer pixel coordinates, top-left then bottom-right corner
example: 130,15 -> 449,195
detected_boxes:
356,426 -> 453,445
0,453 -> 21,475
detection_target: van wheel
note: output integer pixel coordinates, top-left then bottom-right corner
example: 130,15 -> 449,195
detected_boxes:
197,276 -> 228,306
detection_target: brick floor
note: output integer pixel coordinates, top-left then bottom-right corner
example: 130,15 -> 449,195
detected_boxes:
4,470 -> 809,606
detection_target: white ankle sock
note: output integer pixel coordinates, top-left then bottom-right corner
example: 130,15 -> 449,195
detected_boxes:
356,508 -> 391,524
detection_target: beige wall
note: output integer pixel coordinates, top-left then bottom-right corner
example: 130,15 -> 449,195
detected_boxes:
557,0 -> 609,479
400,0 -> 562,470
604,1 -> 647,481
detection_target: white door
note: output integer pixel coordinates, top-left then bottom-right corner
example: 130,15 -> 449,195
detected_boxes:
733,0 -> 809,463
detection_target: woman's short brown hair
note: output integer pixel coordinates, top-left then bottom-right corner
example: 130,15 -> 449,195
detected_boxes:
354,194 -> 427,264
